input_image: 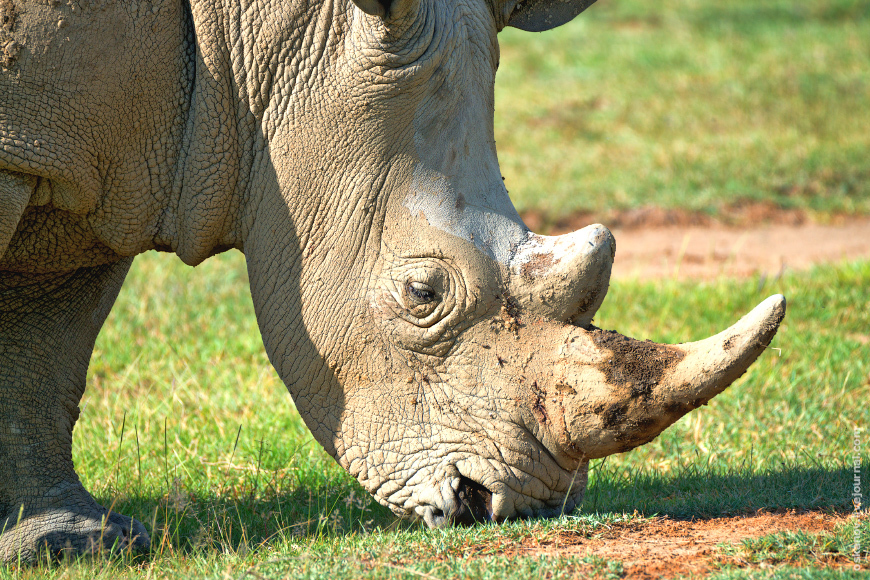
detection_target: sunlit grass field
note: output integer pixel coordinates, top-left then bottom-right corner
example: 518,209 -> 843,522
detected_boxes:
495,0 -> 870,222
3,0 -> 870,577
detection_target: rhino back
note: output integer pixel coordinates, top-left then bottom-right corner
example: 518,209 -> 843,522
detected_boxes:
0,0 -> 192,271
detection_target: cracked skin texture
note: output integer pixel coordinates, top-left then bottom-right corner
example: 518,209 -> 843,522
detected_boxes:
0,0 -> 785,560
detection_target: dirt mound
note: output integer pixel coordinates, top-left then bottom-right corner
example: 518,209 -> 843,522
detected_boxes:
608,218 -> 870,280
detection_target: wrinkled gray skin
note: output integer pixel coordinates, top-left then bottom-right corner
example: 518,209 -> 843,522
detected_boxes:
0,0 -> 785,560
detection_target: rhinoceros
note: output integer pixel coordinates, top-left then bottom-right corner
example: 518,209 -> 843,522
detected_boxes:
0,0 -> 785,560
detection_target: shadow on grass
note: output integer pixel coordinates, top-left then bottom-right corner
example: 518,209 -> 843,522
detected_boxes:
581,459 -> 863,519
90,460 -> 864,559
93,481 -> 401,557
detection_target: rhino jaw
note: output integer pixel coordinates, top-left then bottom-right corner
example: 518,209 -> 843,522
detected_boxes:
413,468 -> 586,528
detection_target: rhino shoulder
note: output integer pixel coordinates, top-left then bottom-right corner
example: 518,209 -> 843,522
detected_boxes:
0,0 -> 195,265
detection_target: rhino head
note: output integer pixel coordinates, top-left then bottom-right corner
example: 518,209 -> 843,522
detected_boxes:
237,0 -> 785,526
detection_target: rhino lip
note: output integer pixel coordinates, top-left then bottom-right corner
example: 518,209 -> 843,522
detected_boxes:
450,475 -> 495,526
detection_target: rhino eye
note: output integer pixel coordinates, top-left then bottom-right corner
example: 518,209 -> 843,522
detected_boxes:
406,281 -> 437,305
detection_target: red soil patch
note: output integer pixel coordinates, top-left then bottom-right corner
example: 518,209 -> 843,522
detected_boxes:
522,205 -> 870,280
518,512 -> 857,579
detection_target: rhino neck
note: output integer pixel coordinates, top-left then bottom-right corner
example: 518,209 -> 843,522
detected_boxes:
238,0 -> 392,454
166,0 -> 335,265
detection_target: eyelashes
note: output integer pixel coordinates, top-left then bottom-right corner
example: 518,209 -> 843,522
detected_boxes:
405,280 -> 437,305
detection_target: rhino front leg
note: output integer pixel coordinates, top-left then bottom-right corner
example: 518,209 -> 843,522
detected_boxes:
0,258 -> 149,562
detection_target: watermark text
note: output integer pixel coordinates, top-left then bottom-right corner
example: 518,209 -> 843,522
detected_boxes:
853,425 -> 865,570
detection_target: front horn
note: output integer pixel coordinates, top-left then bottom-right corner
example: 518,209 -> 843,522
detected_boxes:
539,294 -> 787,461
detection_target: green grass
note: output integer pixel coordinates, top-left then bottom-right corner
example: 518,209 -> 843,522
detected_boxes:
0,252 -> 865,578
719,519 -> 870,568
495,0 -> 870,222
706,568 -> 868,580
708,520 -> 870,578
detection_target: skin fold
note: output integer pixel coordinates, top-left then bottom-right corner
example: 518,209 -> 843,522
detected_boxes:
0,0 -> 785,560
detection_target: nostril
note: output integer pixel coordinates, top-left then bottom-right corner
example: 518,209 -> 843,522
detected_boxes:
452,476 -> 494,527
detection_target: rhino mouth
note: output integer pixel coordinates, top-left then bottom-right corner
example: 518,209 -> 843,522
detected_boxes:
451,476 -> 495,526
421,475 -> 496,528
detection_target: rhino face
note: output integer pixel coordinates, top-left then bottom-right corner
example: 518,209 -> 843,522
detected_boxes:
355,223 -> 613,525
243,0 -> 785,526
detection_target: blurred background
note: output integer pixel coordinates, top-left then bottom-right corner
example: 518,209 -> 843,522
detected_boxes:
495,0 -> 869,227
495,0 -> 870,279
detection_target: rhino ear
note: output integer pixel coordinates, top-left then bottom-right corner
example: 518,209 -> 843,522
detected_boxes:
351,0 -> 418,19
506,0 -> 598,32
351,0 -> 391,18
